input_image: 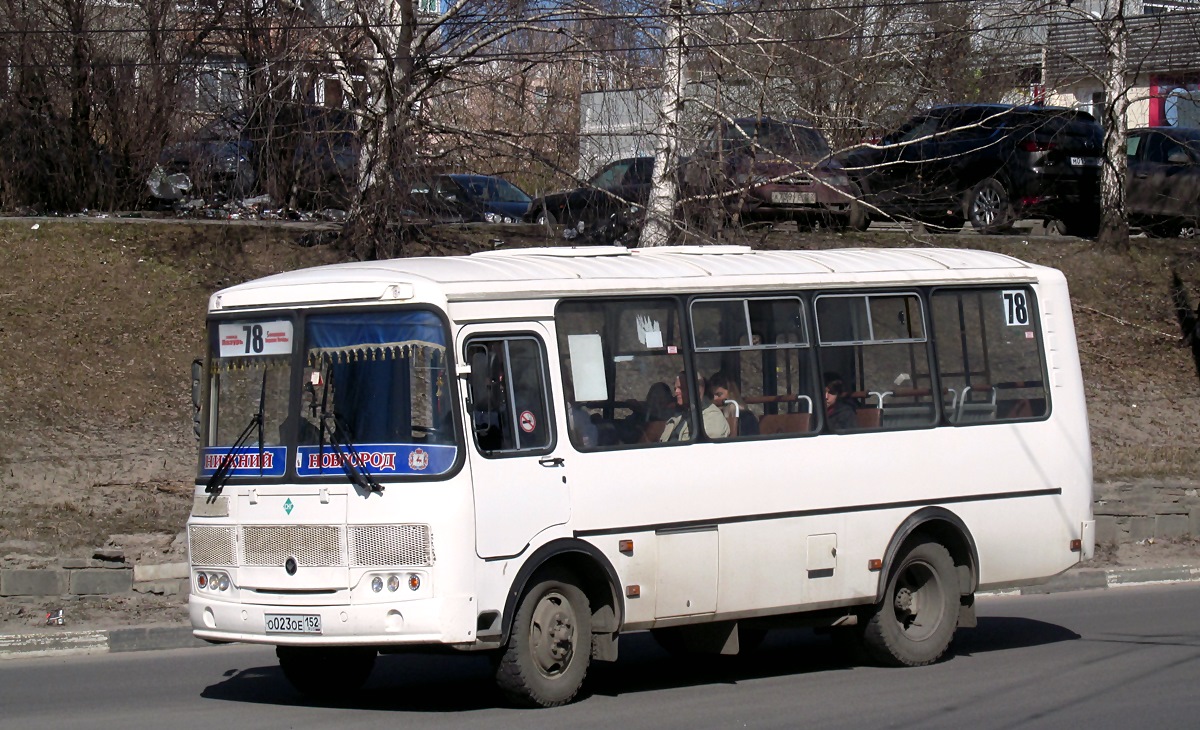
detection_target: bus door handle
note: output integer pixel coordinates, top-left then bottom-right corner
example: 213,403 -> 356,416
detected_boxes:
538,456 -> 565,468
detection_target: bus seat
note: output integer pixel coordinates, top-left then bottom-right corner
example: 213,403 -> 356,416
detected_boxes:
955,403 -> 996,424
856,409 -> 881,428
882,405 -> 937,428
759,413 -> 810,435
641,420 -> 668,443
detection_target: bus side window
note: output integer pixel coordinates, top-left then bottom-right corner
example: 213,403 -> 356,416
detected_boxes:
814,293 -> 935,432
690,295 -> 817,439
465,336 -> 554,456
931,287 -> 1049,425
556,298 -> 686,450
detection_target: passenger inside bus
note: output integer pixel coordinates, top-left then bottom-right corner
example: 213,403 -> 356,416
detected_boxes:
709,371 -> 759,437
660,371 -> 730,442
823,376 -> 858,431
631,381 -> 676,443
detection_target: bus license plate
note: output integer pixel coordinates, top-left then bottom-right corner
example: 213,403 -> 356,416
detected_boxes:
265,614 -> 322,634
772,191 -> 816,205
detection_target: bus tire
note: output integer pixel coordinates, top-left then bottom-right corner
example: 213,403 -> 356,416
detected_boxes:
496,568 -> 592,708
276,645 -> 376,699
861,538 -> 958,667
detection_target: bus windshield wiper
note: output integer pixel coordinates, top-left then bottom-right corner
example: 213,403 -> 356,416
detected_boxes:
205,371 -> 267,495
321,410 -> 385,495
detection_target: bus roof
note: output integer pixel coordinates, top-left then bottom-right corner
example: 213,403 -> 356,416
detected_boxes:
209,246 -> 1053,312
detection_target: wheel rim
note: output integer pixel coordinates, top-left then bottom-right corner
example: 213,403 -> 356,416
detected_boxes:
972,186 -> 1004,226
890,560 -> 947,642
528,590 -> 577,678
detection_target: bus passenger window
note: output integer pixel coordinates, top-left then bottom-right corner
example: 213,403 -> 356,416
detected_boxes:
931,288 -> 1048,424
691,296 -> 817,438
814,293 -> 935,431
556,298 -> 687,450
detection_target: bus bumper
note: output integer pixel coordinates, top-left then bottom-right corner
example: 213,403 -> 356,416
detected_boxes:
189,594 -> 477,646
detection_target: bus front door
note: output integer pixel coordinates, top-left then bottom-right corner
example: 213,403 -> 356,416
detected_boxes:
461,328 -> 570,559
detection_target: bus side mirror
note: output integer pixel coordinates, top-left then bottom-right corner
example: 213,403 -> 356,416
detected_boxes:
191,358 -> 203,441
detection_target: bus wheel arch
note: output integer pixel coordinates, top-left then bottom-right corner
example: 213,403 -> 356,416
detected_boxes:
877,507 -> 979,604
500,539 -> 623,660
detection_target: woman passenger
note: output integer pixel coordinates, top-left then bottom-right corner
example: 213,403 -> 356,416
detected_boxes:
660,371 -> 729,441
824,377 -> 858,431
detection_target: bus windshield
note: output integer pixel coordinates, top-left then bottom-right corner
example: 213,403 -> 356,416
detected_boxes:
200,309 -> 457,482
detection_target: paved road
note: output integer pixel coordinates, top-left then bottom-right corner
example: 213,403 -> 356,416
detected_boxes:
3,584 -> 1198,729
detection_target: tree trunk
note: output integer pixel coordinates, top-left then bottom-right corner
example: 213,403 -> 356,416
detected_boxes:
1098,0 -> 1130,250
638,0 -> 688,248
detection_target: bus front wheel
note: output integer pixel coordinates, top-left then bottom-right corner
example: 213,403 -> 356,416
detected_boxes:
496,568 -> 592,707
276,645 -> 376,699
861,538 -> 958,667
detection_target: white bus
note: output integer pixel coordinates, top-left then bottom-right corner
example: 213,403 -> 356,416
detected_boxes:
189,245 -> 1094,707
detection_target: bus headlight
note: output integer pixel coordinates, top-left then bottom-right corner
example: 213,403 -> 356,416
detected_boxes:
196,572 -> 208,589
371,576 -> 384,593
387,575 -> 400,592
408,573 -> 421,591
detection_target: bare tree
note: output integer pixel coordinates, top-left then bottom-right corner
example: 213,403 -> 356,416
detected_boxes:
0,0 -> 223,211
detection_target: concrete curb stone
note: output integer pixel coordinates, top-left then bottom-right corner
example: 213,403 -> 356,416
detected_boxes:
1,563 -> 1196,661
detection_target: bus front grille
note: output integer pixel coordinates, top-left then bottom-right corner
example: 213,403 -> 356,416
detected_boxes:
349,525 -> 433,567
243,525 -> 343,567
189,526 -> 237,566
189,524 -> 433,568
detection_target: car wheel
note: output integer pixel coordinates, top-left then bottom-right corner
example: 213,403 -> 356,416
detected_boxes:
536,208 -> 557,227
964,178 -> 1014,234
845,199 -> 870,231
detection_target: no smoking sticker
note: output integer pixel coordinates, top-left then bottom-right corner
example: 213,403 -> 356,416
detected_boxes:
519,410 -> 537,433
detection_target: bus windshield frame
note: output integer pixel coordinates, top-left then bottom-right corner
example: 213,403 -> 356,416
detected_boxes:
198,306 -> 460,485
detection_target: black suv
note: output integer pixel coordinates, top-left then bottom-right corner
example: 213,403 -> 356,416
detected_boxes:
838,104 -> 1104,235
525,157 -> 655,243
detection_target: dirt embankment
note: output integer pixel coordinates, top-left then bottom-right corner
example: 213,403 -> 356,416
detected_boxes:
1,219 -> 1199,561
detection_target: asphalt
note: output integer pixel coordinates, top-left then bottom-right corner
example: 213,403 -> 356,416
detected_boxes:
2,563 -> 1197,660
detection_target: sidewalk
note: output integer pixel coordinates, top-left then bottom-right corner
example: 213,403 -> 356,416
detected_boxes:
2,562 -> 1197,660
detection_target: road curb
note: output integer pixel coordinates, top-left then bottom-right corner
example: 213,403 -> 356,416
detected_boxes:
0,624 -> 210,660
2,565 -> 1198,659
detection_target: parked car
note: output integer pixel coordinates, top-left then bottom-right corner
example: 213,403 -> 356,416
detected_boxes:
403,175 -> 487,223
837,104 -> 1105,235
148,107 -> 359,206
680,117 -> 865,231
525,157 -> 656,242
1126,126 -> 1200,238
446,174 -> 532,222
148,114 -> 256,201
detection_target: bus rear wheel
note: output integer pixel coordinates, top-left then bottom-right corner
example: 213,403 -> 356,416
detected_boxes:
496,568 -> 592,708
861,539 -> 958,667
276,645 -> 376,699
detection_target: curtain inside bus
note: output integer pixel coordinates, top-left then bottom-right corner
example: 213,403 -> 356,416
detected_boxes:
305,311 -> 447,443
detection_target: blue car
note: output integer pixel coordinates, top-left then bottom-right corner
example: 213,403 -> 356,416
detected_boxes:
446,174 -> 532,223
